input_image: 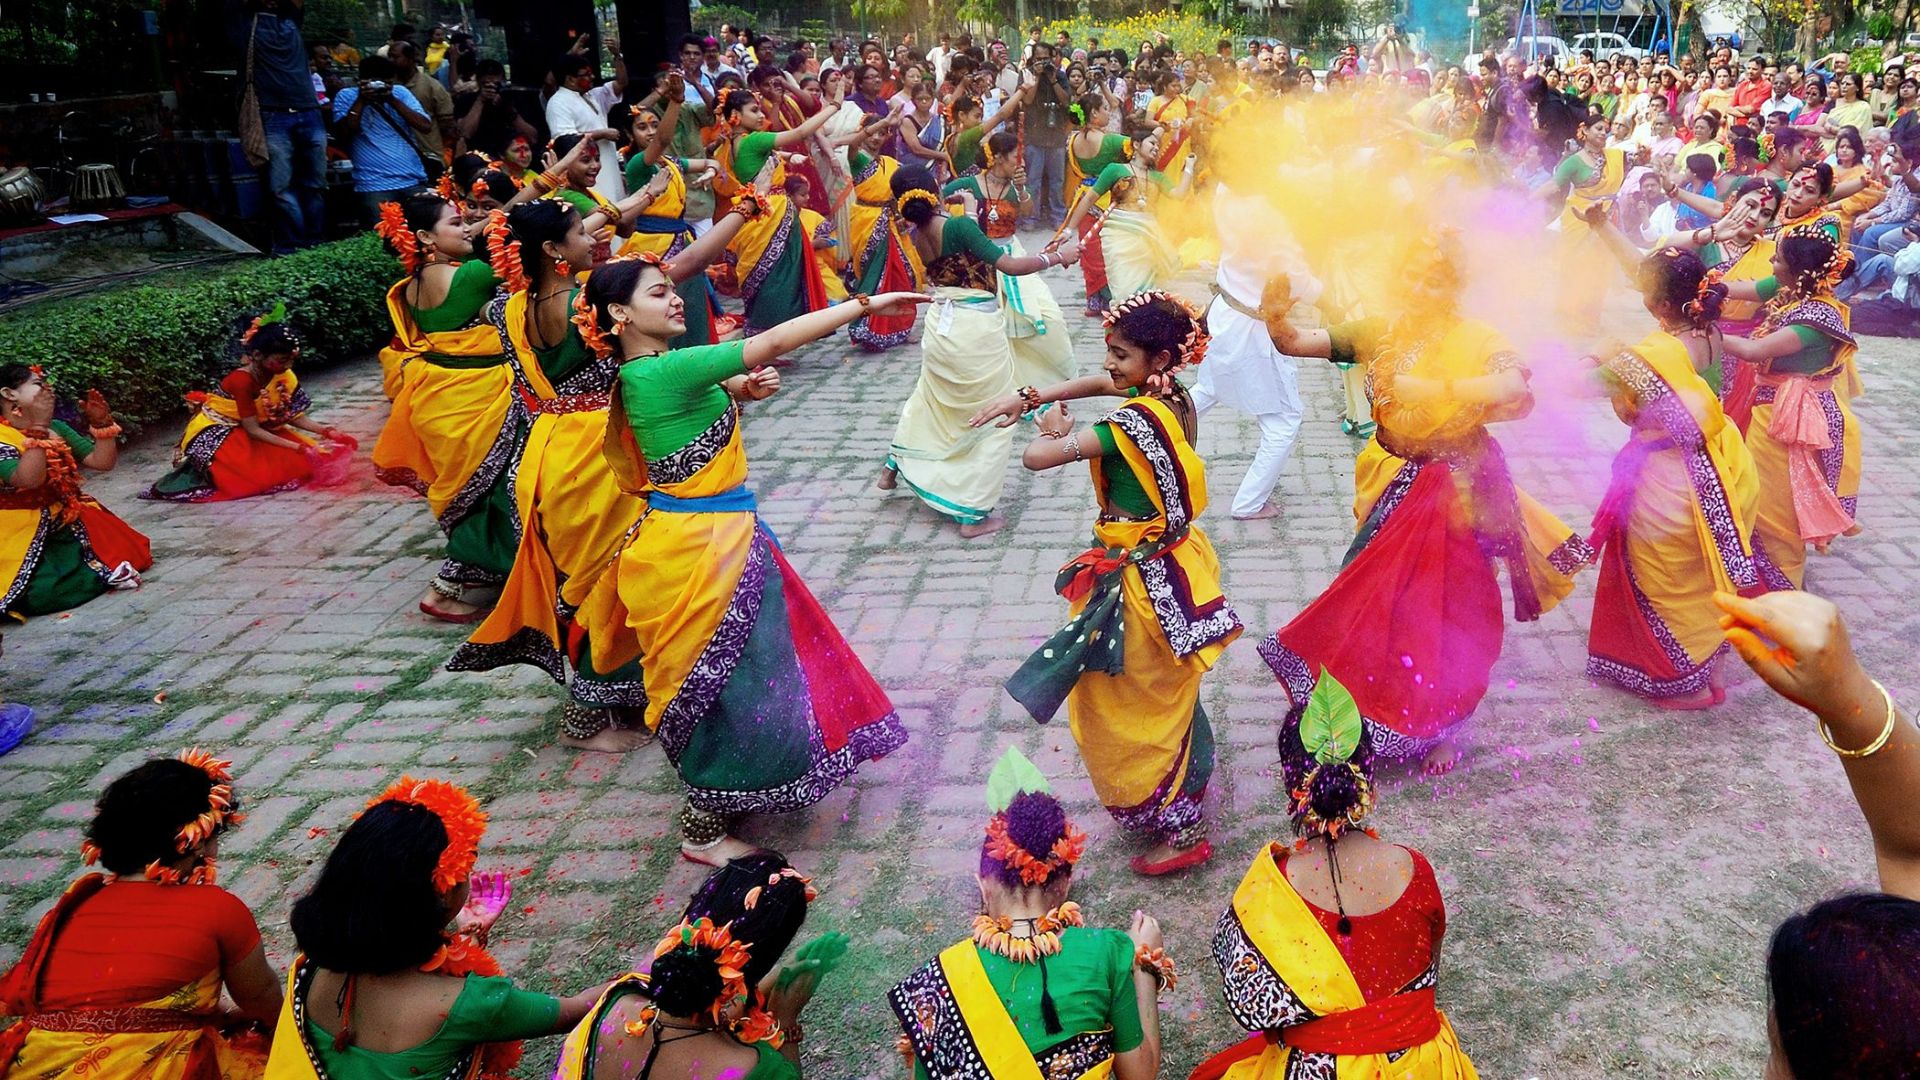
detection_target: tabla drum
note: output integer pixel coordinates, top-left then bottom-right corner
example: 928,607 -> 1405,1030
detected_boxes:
71,163 -> 126,211
0,166 -> 46,224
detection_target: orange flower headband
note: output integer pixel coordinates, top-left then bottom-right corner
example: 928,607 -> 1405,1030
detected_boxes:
375,200 -> 423,274
1104,290 -> 1210,372
486,210 -> 528,293
572,250 -> 671,359
1780,221 -> 1849,294
983,813 -> 1087,886
81,747 -> 243,886
365,777 -> 486,894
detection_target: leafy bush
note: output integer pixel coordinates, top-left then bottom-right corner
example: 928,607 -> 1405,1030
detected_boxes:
690,3 -> 760,35
0,234 -> 398,435
1867,12 -> 1895,41
1851,47 -> 1883,75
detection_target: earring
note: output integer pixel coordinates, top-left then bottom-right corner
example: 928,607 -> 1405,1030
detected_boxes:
554,257 -> 572,276
612,314 -> 630,333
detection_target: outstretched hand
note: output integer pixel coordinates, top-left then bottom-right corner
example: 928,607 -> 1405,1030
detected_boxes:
1715,591 -> 1876,721
456,870 -> 514,938
80,389 -> 114,427
865,291 -> 933,317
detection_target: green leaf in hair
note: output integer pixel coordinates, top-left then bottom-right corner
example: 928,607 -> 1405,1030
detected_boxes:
1300,667 -> 1363,766
985,745 -> 1052,813
257,300 -> 288,326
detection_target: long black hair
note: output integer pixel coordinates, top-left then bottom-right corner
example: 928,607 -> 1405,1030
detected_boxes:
1638,247 -> 1726,329
1769,892 -> 1920,1077
505,199 -> 578,284
578,256 -> 669,359
288,801 -> 455,973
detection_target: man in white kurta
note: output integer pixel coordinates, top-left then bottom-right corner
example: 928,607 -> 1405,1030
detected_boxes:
1191,181 -> 1313,520
545,57 -> 625,202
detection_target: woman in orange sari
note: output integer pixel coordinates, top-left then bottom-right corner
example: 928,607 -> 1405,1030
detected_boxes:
145,310 -> 356,502
1,750 -> 281,1080
264,778 -> 600,1080
1193,677 -> 1478,1080
0,365 -> 149,618
1257,238 -> 1592,775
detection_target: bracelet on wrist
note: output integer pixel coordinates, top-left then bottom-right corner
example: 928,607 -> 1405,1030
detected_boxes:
1134,944 -> 1177,992
1016,385 -> 1042,412
88,423 -> 123,439
1820,679 -> 1900,759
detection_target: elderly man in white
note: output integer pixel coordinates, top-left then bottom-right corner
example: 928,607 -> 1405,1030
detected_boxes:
1191,181 -> 1316,521
545,44 -> 626,202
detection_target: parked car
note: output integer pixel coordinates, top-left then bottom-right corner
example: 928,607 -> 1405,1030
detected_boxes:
1504,34 -> 1573,66
1572,32 -> 1646,61
1905,31 -> 1920,49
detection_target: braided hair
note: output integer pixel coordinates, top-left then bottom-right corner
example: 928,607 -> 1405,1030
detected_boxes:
1777,225 -> 1851,297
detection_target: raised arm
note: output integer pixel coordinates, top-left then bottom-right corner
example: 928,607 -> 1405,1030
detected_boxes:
980,84 -> 1028,134
774,81 -> 845,147
1716,591 -> 1920,900
744,292 -> 930,367
1258,277 -> 1334,359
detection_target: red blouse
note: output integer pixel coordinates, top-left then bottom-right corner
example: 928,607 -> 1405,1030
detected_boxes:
1277,845 -> 1445,1001
33,881 -> 261,1007
221,369 -> 263,419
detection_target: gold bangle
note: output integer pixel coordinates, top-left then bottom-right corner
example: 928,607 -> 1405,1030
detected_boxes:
1819,679 -> 1900,759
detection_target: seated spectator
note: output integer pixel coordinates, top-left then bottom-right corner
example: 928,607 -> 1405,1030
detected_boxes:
0,751 -> 281,1079
1715,591 -> 1920,1075
455,58 -> 538,160
266,777 -> 602,1080
331,55 -> 435,223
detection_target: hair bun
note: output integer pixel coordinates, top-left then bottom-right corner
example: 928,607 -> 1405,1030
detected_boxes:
649,946 -> 727,1017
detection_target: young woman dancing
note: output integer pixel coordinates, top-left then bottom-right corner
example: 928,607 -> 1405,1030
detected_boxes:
1256,236 -> 1592,775
972,292 -> 1242,876
567,255 -> 920,864
876,165 -> 1079,538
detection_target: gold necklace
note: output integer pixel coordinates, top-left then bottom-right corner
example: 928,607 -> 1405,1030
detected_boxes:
971,902 -> 1083,963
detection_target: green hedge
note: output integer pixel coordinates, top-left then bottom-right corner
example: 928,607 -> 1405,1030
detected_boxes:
0,233 -> 399,435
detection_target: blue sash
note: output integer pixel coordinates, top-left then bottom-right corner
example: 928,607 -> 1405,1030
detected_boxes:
632,214 -> 694,237
648,486 -> 780,546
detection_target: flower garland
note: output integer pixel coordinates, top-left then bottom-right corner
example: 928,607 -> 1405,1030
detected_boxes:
983,814 -> 1087,886
731,189 -> 772,221
571,250 -> 671,359
628,918 -> 751,1030
18,430 -> 86,526
79,747 -> 243,885
970,901 -> 1084,963
485,210 -> 528,293
1103,290 -> 1211,379
364,776 -> 485,893
375,201 -> 423,275
895,189 -> 940,218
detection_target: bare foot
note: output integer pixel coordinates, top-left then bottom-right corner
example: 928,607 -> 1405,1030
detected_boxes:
876,464 -> 898,490
1813,540 -> 1832,555
958,514 -> 1006,540
1421,737 -> 1463,776
419,589 -> 489,624
559,728 -> 654,753
1231,502 -> 1282,521
1651,687 -> 1716,711
680,834 -> 758,867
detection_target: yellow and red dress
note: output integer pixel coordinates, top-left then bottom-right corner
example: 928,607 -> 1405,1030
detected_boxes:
145,369 -> 318,502
1194,843 -> 1478,1080
0,421 -> 150,618
0,875 -> 269,1080
845,152 -> 926,350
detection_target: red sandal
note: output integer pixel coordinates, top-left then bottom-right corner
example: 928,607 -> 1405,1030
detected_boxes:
1130,839 -> 1212,877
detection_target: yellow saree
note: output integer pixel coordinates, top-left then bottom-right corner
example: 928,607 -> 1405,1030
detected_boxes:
1745,297 -> 1862,587
1007,396 -> 1241,845
450,289 -> 647,706
1587,331 -> 1770,699
375,279 -> 503,402
1202,845 -> 1477,1080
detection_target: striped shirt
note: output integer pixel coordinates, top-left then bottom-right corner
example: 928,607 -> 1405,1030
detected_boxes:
331,85 -> 428,192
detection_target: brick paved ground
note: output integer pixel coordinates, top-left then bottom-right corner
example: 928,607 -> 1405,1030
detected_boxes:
2,244 -> 1916,1079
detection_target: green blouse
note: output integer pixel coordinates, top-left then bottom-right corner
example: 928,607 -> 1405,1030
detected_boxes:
1090,162 -> 1167,200
949,125 -> 985,174
1091,393 -> 1156,519
1752,276 -> 1844,375
939,214 -> 1004,261
729,131 -> 778,186
535,295 -> 597,386
0,421 -> 92,482
911,928 -> 1143,1080
413,260 -> 502,333
617,339 -> 746,460
624,154 -> 688,195
1073,132 -> 1131,175
303,975 -> 560,1080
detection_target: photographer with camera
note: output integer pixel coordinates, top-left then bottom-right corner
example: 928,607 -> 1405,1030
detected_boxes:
1019,41 -> 1073,228
454,58 -> 538,160
331,54 -> 435,224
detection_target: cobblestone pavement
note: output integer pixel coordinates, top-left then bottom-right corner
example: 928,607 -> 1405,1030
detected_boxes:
3,244 -> 1917,1079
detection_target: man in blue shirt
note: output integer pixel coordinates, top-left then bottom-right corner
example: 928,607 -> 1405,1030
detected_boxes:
331,55 -> 435,224
228,0 -> 326,253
